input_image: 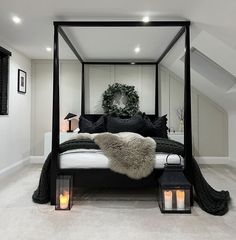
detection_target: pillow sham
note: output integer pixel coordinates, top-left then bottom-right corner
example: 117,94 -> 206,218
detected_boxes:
106,114 -> 145,134
79,115 -> 106,133
142,114 -> 168,138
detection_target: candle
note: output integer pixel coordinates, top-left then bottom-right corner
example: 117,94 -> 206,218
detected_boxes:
164,190 -> 173,210
176,190 -> 185,210
59,191 -> 69,209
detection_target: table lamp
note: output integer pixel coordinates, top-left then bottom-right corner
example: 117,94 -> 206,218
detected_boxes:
64,113 -> 77,132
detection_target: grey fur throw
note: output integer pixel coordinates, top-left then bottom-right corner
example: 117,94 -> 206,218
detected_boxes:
72,132 -> 156,179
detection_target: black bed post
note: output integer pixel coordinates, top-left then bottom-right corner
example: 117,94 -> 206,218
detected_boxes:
81,63 -> 85,115
155,63 -> 159,116
50,23 -> 60,205
184,24 -> 192,168
184,24 -> 193,204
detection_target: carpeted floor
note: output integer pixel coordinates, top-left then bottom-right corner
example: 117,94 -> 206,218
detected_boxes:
0,164 -> 235,240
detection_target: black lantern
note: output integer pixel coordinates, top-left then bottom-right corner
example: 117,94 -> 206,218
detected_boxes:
158,155 -> 191,213
55,175 -> 73,210
64,113 -> 77,132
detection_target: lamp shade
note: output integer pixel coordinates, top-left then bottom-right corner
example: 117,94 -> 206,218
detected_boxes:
64,113 -> 77,120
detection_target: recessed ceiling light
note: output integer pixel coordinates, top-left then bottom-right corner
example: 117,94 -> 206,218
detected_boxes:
46,47 -> 52,52
142,16 -> 149,23
134,46 -> 140,53
131,62 -> 135,65
12,16 -> 22,24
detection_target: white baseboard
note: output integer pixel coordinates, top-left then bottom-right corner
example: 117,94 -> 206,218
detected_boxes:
0,157 -> 30,179
30,156 -> 44,164
228,158 -> 236,168
195,156 -> 230,164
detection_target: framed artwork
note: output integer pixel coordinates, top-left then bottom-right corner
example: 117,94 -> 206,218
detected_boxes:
18,69 -> 27,94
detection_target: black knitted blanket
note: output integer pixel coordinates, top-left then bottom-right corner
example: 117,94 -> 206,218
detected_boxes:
32,137 -> 230,215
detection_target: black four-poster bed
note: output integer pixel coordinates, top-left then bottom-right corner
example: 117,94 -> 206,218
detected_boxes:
33,20 -> 230,215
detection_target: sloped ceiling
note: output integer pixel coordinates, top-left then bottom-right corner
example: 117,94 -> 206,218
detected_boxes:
162,29 -> 236,112
0,0 -> 236,111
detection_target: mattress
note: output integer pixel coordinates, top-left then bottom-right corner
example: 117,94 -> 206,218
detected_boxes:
60,149 -> 184,169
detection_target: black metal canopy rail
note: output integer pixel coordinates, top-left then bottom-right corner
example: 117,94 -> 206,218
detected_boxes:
55,21 -> 190,27
51,20 -> 192,204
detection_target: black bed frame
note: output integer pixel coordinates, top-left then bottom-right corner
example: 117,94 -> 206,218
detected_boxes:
50,20 -> 192,204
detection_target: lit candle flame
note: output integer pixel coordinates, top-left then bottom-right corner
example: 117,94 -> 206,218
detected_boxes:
164,190 -> 173,210
59,191 -> 70,209
176,190 -> 185,210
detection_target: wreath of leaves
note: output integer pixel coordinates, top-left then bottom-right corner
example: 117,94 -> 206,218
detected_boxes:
102,83 -> 139,116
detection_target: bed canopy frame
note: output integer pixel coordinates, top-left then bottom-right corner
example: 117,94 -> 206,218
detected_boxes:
51,20 -> 192,204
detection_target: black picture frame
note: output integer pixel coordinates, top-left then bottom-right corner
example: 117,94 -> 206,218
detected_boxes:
18,69 -> 27,94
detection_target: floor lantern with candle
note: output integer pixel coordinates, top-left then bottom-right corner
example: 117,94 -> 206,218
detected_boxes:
55,175 -> 73,210
158,154 -> 191,214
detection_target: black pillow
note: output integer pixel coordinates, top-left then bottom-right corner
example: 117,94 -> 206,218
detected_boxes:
79,115 -> 106,133
106,114 -> 145,134
142,114 -> 168,138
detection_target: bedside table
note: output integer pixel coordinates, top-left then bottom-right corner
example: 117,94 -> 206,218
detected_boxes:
44,132 -> 75,159
168,132 -> 184,144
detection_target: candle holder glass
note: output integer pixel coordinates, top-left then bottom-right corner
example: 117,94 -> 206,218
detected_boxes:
55,175 -> 73,210
158,155 -> 191,213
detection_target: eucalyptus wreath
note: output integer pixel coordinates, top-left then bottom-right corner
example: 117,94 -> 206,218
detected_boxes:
102,83 -> 139,116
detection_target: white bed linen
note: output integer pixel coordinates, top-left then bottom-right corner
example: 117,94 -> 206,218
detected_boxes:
60,149 -> 184,169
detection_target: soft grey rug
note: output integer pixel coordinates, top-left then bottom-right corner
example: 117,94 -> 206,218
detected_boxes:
1,164 -> 236,240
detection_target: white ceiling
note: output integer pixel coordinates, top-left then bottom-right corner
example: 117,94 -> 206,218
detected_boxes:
63,27 -> 181,61
0,0 -> 236,59
1,0 -> 236,111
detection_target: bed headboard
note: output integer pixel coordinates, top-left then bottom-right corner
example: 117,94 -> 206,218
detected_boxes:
82,114 -> 158,122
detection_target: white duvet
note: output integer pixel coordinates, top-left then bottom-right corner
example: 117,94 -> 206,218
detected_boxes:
60,149 -> 183,169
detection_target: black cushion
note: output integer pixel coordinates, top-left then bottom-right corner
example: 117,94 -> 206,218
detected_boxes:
141,114 -> 168,138
79,115 -> 106,133
106,114 -> 145,134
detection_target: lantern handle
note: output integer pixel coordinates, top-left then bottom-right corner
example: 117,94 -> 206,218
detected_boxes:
165,154 -> 182,165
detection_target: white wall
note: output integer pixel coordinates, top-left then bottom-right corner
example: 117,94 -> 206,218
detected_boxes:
31,63 -> 155,155
31,60 -> 81,155
229,113 -> 236,162
84,65 -> 155,114
31,62 -> 228,158
160,66 -> 228,157
87,64 -> 227,157
0,41 -> 31,172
